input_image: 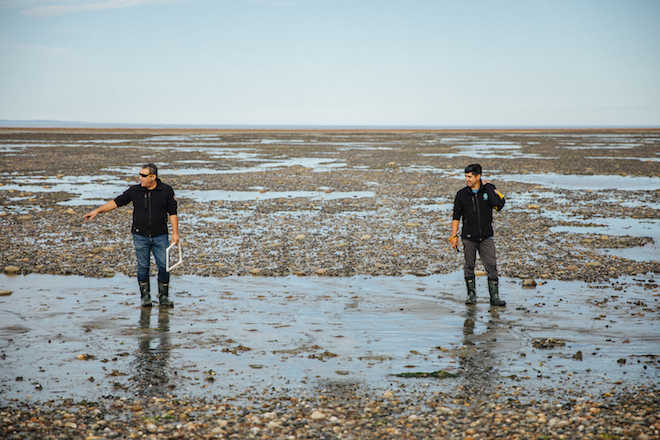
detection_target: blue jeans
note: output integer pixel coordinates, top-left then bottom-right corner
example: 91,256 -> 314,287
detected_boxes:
133,233 -> 169,284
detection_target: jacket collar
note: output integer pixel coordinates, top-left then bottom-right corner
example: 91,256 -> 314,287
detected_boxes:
140,178 -> 163,191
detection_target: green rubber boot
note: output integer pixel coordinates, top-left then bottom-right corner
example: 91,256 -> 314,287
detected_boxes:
465,278 -> 477,305
158,280 -> 174,308
139,281 -> 152,307
488,278 -> 506,307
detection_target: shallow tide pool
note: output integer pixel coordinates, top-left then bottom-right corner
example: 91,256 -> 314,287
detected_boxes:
1,272 -> 657,402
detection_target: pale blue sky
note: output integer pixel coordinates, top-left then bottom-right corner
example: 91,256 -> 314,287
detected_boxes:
1,0 -> 659,126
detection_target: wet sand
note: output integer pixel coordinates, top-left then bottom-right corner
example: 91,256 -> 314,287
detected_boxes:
0,129 -> 658,438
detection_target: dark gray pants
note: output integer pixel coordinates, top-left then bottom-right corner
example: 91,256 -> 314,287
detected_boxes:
463,237 -> 498,280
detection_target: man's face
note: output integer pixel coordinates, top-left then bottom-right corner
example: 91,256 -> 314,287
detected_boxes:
465,172 -> 480,189
139,168 -> 156,187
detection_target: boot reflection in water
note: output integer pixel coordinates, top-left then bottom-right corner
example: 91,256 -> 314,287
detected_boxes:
132,307 -> 171,397
463,307 -> 476,340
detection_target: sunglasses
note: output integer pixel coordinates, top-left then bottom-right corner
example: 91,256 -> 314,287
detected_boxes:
139,173 -> 152,178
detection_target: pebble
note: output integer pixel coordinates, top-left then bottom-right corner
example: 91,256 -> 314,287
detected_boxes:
0,290 -> 12,296
310,410 -> 325,420
522,279 -> 537,288
4,265 -> 20,275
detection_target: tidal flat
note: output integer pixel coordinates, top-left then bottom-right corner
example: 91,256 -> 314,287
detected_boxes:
0,128 -> 658,439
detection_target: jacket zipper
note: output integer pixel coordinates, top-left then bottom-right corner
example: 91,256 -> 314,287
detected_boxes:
146,192 -> 152,234
472,192 -> 482,239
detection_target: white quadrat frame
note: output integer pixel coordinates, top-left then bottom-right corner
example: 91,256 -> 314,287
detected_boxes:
166,241 -> 183,272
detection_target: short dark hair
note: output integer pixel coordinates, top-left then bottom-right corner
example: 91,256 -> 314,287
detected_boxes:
142,163 -> 158,176
464,163 -> 482,175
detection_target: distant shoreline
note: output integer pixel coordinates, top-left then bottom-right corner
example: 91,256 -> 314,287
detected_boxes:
1,125 -> 660,134
1,120 -> 659,132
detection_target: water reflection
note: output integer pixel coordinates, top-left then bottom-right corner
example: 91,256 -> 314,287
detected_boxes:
459,306 -> 502,398
132,308 -> 172,397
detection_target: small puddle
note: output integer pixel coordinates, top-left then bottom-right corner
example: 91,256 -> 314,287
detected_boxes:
497,173 -> 660,190
585,155 -> 660,163
106,157 -> 346,175
421,143 -> 553,160
0,175 -> 129,206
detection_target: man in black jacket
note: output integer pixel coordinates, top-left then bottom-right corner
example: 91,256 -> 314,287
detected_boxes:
84,163 -> 180,308
449,164 -> 506,307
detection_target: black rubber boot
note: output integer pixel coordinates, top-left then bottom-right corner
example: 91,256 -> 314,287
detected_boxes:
158,280 -> 174,308
139,281 -> 152,307
488,278 -> 506,307
465,278 -> 477,305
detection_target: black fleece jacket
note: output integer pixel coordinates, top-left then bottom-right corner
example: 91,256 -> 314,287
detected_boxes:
114,179 -> 177,237
452,182 -> 505,242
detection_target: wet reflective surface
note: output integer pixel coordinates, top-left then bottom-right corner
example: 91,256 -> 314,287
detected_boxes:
1,272 -> 657,403
496,173 -> 660,190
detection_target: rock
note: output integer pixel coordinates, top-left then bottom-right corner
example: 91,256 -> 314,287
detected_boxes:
4,265 -> 20,275
0,290 -> 13,296
527,204 -> 540,210
65,208 -> 76,215
573,351 -> 583,361
310,410 -> 325,420
383,390 -> 393,399
522,279 -> 537,288
532,338 -> 565,349
146,423 -> 158,433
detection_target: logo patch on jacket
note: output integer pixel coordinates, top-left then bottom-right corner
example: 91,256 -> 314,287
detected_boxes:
483,193 -> 488,200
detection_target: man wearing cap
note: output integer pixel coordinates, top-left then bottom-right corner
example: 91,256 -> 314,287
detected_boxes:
83,163 -> 179,308
449,163 -> 506,307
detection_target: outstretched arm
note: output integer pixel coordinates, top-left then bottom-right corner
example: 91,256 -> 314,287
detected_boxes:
83,200 -> 118,221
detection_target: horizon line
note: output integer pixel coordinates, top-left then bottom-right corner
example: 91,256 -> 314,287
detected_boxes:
1,119 -> 660,130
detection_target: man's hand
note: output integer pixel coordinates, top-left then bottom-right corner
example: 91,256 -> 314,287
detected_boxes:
449,235 -> 459,250
83,210 -> 98,221
83,201 -> 116,222
171,232 -> 180,246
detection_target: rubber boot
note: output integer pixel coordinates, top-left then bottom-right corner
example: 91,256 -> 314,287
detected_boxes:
488,278 -> 506,307
139,281 -> 152,307
465,278 -> 477,305
158,280 -> 174,308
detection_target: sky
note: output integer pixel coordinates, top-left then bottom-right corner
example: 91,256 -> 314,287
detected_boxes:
1,0 -> 659,127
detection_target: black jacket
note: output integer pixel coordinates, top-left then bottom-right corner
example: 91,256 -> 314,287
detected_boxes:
452,182 -> 505,242
114,179 -> 177,237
